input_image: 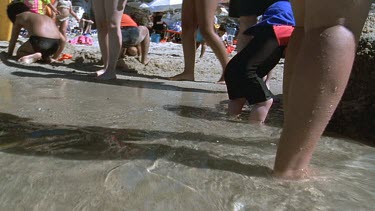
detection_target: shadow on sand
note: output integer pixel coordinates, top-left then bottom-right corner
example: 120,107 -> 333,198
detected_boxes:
0,52 -> 225,94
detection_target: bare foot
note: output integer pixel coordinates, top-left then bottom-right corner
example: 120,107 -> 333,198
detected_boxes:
95,69 -> 117,80
169,72 -> 195,81
273,168 -> 317,180
18,53 -> 42,64
216,80 -> 226,85
216,75 -> 225,84
141,58 -> 150,65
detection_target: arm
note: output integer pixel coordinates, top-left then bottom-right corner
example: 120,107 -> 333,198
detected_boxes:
52,32 -> 66,60
48,3 -> 59,15
70,7 -> 80,22
8,23 -> 22,57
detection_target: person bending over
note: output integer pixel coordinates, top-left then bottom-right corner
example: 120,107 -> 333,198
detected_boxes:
7,2 -> 65,64
225,0 -> 295,124
119,14 -> 150,65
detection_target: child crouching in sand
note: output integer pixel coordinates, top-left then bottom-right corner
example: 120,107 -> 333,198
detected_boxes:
224,0 -> 295,124
7,2 -> 65,64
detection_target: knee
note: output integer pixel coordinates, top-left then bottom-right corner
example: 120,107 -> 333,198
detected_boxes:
181,21 -> 196,32
96,22 -> 108,32
199,27 -> 214,39
307,25 -> 355,42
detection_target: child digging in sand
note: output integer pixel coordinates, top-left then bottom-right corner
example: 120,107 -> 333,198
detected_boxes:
7,2 -> 65,64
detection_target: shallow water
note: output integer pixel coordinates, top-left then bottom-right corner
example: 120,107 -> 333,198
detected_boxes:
0,65 -> 374,210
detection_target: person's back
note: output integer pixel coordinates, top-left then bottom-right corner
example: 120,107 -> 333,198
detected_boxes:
16,11 -> 61,39
7,2 -> 64,63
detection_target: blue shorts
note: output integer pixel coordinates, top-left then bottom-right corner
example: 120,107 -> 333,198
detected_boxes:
196,29 -> 204,42
121,26 -> 140,48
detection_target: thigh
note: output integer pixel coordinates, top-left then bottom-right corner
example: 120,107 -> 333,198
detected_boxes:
195,0 -> 218,29
104,0 -> 126,24
92,0 -> 105,22
305,0 -> 371,39
137,26 -> 149,43
290,0 -> 305,27
181,0 -> 197,27
16,40 -> 35,57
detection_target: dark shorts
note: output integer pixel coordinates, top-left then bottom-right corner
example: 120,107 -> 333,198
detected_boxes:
229,0 -> 280,18
224,26 -> 284,105
121,26 -> 140,48
29,36 -> 60,60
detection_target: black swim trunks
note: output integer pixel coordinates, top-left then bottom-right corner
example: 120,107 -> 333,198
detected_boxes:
225,26 -> 284,105
121,26 -> 140,48
229,0 -> 281,18
29,36 -> 60,60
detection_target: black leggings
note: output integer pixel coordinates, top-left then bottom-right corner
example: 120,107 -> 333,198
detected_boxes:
225,26 -> 284,105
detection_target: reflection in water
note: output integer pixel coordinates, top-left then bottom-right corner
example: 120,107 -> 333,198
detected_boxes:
0,112 -> 374,210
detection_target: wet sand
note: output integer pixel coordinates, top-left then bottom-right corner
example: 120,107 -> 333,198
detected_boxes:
0,40 -> 374,210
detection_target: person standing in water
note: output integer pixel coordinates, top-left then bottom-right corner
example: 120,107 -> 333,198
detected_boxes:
273,0 -> 372,179
169,0 -> 229,82
92,0 -> 127,80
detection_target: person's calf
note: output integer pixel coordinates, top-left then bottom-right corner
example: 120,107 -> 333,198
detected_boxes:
249,98 -> 273,124
228,98 -> 247,117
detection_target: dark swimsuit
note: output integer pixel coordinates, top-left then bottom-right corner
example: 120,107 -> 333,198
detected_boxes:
29,36 -> 60,60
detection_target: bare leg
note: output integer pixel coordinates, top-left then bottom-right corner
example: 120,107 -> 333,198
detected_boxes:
249,98 -> 273,124
119,47 -> 126,59
196,0 -> 229,82
59,20 -> 69,40
228,98 -> 246,116
274,0 -> 371,179
92,0 -> 127,80
93,0 -> 109,74
16,40 -> 35,58
169,0 -> 197,81
199,41 -> 206,58
138,26 -> 150,65
263,69 -> 274,90
236,15 -> 257,52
